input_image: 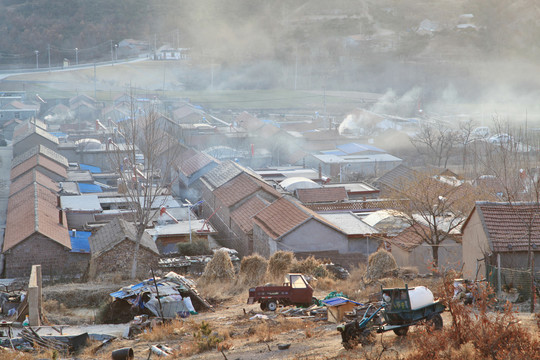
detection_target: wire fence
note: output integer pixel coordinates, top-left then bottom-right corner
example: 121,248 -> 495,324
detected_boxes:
486,263 -> 534,300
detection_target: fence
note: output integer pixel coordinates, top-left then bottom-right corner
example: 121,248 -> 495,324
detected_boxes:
486,263 -> 533,300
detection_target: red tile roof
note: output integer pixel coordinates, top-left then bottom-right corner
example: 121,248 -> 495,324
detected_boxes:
296,187 -> 348,204
9,169 -> 59,196
179,151 -> 214,177
230,195 -> 270,233
214,172 -> 269,207
473,202 -> 540,252
253,196 -> 342,240
3,183 -> 70,251
11,155 -> 67,181
388,224 -> 429,252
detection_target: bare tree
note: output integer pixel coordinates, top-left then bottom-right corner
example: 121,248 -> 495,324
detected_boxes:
389,171 -> 495,268
108,92 -> 182,279
410,122 -> 460,167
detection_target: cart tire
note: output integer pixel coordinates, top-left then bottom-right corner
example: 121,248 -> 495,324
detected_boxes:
260,302 -> 267,311
393,327 -> 409,336
266,300 -> 278,311
427,313 -> 443,330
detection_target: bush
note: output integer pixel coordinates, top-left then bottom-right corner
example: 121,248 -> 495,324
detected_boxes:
406,275 -> 540,360
177,239 -> 212,256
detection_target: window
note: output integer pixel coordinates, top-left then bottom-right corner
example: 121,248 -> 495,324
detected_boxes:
14,112 -> 20,119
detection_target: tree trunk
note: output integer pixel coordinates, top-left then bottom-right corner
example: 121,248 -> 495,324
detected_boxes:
431,245 -> 439,270
130,230 -> 144,279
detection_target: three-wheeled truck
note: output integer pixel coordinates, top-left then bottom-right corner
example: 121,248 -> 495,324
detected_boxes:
247,273 -> 315,311
338,285 -> 445,349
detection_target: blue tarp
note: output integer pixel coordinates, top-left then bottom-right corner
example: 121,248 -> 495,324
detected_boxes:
70,231 -> 91,253
78,183 -> 103,193
321,150 -> 346,156
321,297 -> 362,307
79,163 -> 102,173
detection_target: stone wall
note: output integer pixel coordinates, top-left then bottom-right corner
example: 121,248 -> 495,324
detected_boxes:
4,235 -> 90,279
88,239 -> 159,280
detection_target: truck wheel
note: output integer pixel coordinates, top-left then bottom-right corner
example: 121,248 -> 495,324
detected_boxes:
393,327 -> 409,336
260,302 -> 267,311
427,313 -> 443,330
266,300 -> 277,311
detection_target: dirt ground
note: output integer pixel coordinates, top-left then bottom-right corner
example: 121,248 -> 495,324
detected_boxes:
34,280 -> 540,360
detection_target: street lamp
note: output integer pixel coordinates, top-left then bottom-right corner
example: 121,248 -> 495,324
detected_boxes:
34,50 -> 39,69
114,44 -> 118,61
75,48 -> 78,65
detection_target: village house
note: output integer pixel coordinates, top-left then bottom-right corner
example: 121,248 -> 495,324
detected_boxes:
88,218 -> 160,279
197,161 -> 282,256
11,145 -> 68,182
3,173 -> 88,278
388,223 -> 462,273
252,196 -> 352,257
461,201 -> 540,280
13,126 -> 59,157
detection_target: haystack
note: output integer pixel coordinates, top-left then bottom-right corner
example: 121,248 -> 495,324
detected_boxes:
200,249 -> 236,283
365,249 -> 397,280
268,251 -> 294,281
290,256 -> 322,275
238,254 -> 268,286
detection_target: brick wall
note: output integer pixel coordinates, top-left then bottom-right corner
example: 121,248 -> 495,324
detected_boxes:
88,239 -> 159,280
4,235 -> 90,279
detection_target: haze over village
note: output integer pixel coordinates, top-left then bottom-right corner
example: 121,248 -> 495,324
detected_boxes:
0,1 -> 538,359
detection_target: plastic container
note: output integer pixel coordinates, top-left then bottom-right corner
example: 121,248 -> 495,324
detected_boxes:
408,286 -> 434,310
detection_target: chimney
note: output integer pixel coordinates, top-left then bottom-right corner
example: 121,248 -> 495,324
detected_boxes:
71,229 -> 77,237
58,210 -> 63,225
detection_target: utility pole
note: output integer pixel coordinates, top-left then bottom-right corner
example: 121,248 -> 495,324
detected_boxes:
34,50 -> 39,69
47,44 -> 50,71
154,34 -> 157,60
294,45 -> 298,91
110,40 -> 114,65
94,63 -> 97,98
75,48 -> 78,65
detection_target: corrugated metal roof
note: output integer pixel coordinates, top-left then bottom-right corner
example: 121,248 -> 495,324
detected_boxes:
80,163 -> 102,173
78,183 -> 103,193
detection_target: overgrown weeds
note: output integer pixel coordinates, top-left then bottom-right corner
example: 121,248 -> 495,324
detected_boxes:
406,274 -> 540,360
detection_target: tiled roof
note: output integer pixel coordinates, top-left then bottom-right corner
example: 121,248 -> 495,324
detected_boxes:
3,183 -> 70,251
389,224 -> 429,252
202,160 -> 244,190
9,169 -> 59,196
13,126 -> 58,145
296,187 -> 348,204
377,164 -> 418,191
234,112 -> 261,131
214,173 -> 266,207
253,196 -> 342,240
89,218 -> 159,256
12,145 -> 67,169
11,153 -> 67,181
474,202 -> 540,252
178,151 -> 214,177
230,195 -> 270,233
12,120 -> 47,140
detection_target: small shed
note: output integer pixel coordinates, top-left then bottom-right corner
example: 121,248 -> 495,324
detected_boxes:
322,297 -> 362,323
88,218 -> 160,279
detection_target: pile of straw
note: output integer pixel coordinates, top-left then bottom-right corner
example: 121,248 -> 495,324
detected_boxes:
290,256 -> 322,276
238,254 -> 268,286
365,249 -> 397,280
200,249 -> 236,283
268,251 -> 294,281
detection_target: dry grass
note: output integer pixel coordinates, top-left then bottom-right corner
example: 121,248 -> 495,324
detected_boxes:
199,249 -> 236,284
249,317 -> 308,343
291,256 -> 322,275
238,254 -> 268,286
365,249 -> 397,280
268,251 -> 294,282
139,319 -> 191,342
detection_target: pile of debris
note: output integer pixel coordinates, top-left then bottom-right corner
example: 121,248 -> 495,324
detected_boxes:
106,272 -> 212,323
159,253 -> 240,276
